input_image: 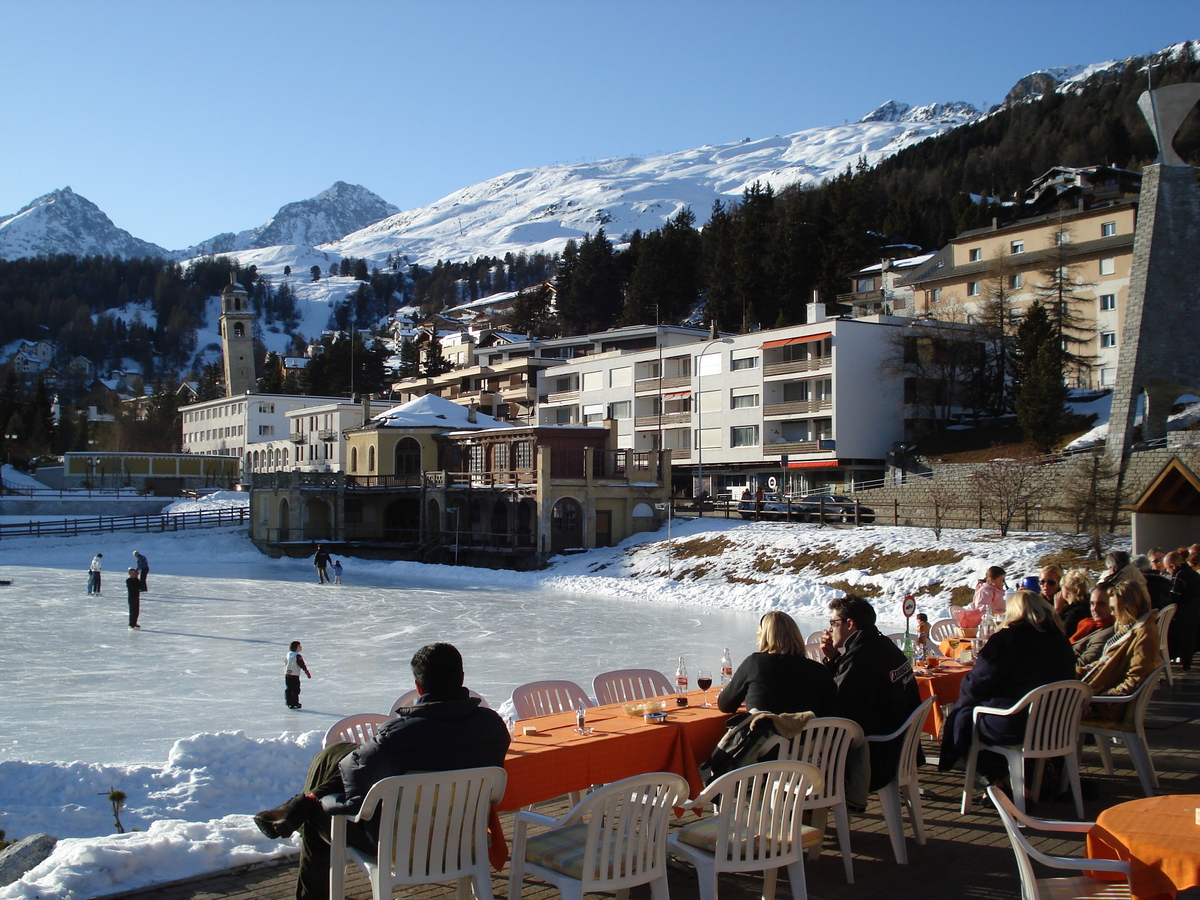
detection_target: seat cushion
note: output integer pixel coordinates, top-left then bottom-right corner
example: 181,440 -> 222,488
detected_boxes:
523,823 -> 591,880
676,816 -> 821,855
1035,876 -> 1131,900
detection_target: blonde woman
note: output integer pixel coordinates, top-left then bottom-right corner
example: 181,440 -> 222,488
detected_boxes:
719,610 -> 837,716
938,591 -> 1075,779
1080,580 -> 1160,698
1056,569 -> 1093,636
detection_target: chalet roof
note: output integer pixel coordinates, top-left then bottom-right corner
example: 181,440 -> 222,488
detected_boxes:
1133,458 -> 1200,515
369,393 -> 513,431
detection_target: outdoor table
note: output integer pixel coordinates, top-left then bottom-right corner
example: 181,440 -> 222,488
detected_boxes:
1087,794 -> 1200,900
913,661 -> 972,736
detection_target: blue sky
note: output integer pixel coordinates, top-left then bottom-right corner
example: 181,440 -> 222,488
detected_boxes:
2,1 -> 1196,250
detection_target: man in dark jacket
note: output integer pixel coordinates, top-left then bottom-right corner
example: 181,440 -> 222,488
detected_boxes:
818,595 -> 920,807
254,643 -> 511,900
1165,550 -> 1200,671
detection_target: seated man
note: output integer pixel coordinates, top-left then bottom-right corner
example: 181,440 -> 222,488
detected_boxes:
1072,586 -> 1116,668
818,595 -> 920,807
254,643 -> 511,900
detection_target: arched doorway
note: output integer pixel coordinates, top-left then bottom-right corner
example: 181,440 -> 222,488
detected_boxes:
303,498 -> 331,541
515,500 -> 535,547
490,500 -> 510,546
384,498 -> 421,543
395,437 -> 421,478
426,498 -> 441,541
551,497 -> 583,552
278,498 -> 290,541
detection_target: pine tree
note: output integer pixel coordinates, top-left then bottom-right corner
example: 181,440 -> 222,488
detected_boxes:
421,334 -> 450,377
397,337 -> 422,378
1014,301 -> 1069,453
1033,215 -> 1095,386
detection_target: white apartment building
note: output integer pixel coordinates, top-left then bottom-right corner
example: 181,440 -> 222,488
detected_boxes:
180,392 -> 367,477
536,307 -> 908,497
248,399 -> 393,475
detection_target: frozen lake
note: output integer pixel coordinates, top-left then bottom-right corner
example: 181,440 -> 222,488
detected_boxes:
0,529 -> 826,767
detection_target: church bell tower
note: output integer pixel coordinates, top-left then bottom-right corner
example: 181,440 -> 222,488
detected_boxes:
220,280 -> 256,397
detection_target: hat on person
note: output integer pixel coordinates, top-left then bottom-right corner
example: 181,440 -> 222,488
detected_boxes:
1021,575 -> 1040,591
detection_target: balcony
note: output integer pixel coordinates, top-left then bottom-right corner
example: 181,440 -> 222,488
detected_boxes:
288,432 -> 306,444
317,429 -> 338,441
763,399 -> 833,417
634,411 -> 692,429
763,356 -> 831,378
545,389 -> 579,403
763,439 -> 835,456
666,447 -> 691,460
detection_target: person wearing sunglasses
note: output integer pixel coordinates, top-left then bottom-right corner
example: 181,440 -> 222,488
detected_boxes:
1038,565 -> 1063,608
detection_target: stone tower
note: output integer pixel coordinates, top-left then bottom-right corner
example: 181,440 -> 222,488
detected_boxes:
220,280 -> 256,397
1105,83 -> 1200,462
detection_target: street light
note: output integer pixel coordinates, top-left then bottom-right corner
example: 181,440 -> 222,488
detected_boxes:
694,337 -> 733,502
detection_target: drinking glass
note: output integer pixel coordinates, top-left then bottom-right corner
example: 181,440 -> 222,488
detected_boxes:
947,638 -> 961,659
697,669 -> 713,707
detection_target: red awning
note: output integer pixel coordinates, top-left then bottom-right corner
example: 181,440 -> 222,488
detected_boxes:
664,390 -> 691,399
786,459 -> 841,469
760,332 -> 831,350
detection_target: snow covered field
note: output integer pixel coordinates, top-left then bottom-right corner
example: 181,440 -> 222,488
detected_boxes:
0,517 -> 1088,899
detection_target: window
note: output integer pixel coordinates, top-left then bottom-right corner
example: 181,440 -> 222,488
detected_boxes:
515,441 -> 533,468
258,403 -> 275,414
931,288 -> 941,304
1099,257 -> 1116,276
968,248 -> 982,262
368,446 -> 375,472
610,366 -> 631,388
258,425 -> 275,436
730,392 -> 759,409
1101,221 -> 1117,237
1100,332 -> 1117,349
730,425 -> 760,448
856,277 -> 875,292
1010,273 -> 1023,289
1100,367 -> 1116,386
1100,293 -> 1117,311
583,404 -> 604,424
1010,240 -> 1025,254
553,406 -> 574,425
731,355 -> 759,370
1055,230 -> 1071,245
581,371 -> 602,392
967,282 -> 980,297
608,400 -> 631,419
467,445 -> 483,473
491,443 -> 509,471
350,447 -> 358,472
553,376 -> 574,393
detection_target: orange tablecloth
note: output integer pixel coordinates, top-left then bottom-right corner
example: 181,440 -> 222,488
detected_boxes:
937,638 -> 976,659
914,662 -> 971,736
1087,795 -> 1200,900
501,692 -> 729,809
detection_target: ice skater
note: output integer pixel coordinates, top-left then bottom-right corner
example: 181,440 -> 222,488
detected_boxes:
87,553 -> 103,595
331,559 -> 343,584
313,545 -> 331,584
125,567 -> 142,628
285,640 -> 311,709
133,550 -> 149,592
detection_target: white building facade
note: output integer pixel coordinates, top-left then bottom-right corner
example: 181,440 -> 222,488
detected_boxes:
537,309 -> 909,497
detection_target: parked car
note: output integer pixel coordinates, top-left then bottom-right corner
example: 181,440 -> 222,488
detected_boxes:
798,493 -> 875,523
736,492 -> 820,522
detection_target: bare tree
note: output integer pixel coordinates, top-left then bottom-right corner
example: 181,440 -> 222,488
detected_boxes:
1054,450 -> 1125,559
881,310 -> 981,439
968,456 -> 1049,537
926,478 -> 960,541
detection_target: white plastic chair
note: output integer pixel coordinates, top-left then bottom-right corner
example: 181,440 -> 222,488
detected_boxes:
761,716 -> 864,883
1157,603 -> 1177,687
391,688 -> 489,716
929,618 -> 959,642
322,712 -> 391,748
987,785 -> 1131,900
508,771 -> 688,900
669,760 -> 824,900
591,669 -> 674,705
961,680 -> 1091,818
511,680 -> 594,719
867,696 -> 935,864
885,632 -> 908,649
1079,666 -> 1165,797
329,765 -> 507,900
804,633 -> 826,662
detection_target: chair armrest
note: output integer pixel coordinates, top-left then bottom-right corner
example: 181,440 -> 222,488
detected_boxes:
1077,857 -> 1132,875
972,703 -> 1019,721
513,810 -> 559,828
1088,693 -> 1134,705
1033,819 -> 1095,834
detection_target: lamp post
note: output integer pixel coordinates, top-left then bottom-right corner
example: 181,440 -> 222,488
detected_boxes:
694,337 -> 733,503
3,432 -> 17,468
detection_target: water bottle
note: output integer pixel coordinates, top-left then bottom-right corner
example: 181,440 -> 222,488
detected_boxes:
675,656 -> 688,693
720,648 -> 733,686
901,631 -> 915,663
977,605 -> 996,647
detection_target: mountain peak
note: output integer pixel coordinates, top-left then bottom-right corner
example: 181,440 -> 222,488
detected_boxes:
1,186 -> 168,260
860,100 -> 911,123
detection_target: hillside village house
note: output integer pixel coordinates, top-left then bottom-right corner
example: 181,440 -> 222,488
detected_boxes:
249,393 -> 670,565
896,165 -> 1140,389
536,306 -> 908,499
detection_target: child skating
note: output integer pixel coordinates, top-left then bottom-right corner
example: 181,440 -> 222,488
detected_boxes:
284,640 -> 311,709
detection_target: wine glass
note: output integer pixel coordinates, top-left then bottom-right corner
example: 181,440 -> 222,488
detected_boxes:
947,637 -> 960,660
696,669 -> 713,707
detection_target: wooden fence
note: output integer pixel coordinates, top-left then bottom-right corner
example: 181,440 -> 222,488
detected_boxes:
0,506 -> 249,539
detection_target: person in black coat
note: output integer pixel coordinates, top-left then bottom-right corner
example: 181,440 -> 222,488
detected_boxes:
1133,554 -> 1173,610
125,567 -> 142,628
818,595 -> 920,806
719,611 -> 837,717
938,590 -> 1075,782
253,643 -> 510,900
1165,550 -> 1200,671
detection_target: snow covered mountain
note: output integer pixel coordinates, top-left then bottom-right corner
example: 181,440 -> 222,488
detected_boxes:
183,181 -> 399,257
0,187 -> 170,260
320,101 -> 981,271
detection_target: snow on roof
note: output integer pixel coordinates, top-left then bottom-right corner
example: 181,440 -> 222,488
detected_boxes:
370,393 -> 513,430
283,357 -> 309,368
